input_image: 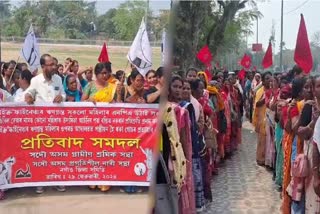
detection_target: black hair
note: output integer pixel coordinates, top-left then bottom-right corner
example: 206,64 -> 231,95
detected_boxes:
262,71 -> 272,82
94,62 -> 112,76
0,75 -> 4,90
168,75 -> 183,94
40,54 -> 52,66
9,60 -> 16,65
186,67 -> 198,77
57,64 -> 63,69
146,69 -> 156,78
104,62 -> 112,73
155,67 -> 164,78
13,69 -> 22,81
20,69 -> 33,85
292,77 -> 306,99
115,70 -> 125,81
292,65 -> 303,76
189,79 -> 201,92
127,69 -> 142,86
2,62 -> 9,76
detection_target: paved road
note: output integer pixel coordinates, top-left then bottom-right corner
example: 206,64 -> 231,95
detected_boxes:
201,122 -> 281,214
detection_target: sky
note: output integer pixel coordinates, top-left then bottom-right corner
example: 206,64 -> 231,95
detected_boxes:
247,0 -> 320,53
95,0 -> 319,53
10,0 -> 318,53
94,0 -> 171,15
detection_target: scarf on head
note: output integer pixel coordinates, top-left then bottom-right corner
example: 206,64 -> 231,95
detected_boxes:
63,75 -> 81,102
207,85 -> 224,111
197,71 -> 209,86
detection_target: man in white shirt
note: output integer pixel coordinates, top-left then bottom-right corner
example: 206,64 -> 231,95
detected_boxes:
25,54 -> 66,104
24,54 -> 66,194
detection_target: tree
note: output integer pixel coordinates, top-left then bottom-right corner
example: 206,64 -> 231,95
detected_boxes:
112,0 -> 149,40
97,8 -> 117,39
172,0 -> 261,70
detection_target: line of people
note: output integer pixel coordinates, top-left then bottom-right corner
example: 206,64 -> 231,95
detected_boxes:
155,68 -> 244,213
0,54 -> 164,199
251,65 -> 320,214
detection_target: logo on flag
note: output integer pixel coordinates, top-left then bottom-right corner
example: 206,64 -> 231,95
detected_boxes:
127,18 -> 152,76
21,25 -> 40,71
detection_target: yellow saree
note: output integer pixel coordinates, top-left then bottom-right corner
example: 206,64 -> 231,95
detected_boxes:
252,86 -> 267,165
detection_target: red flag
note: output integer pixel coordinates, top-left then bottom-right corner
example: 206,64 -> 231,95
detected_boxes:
240,54 -> 251,69
262,42 -> 273,69
197,45 -> 213,66
294,14 -> 313,74
238,69 -> 246,81
98,42 -> 110,63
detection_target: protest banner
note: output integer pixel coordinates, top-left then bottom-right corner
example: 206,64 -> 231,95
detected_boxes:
0,102 -> 159,189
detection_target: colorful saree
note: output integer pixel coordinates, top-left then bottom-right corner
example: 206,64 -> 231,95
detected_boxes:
253,86 -> 266,165
221,90 -> 232,155
180,101 -> 205,210
174,104 -> 196,214
83,81 -> 116,192
282,100 -> 304,214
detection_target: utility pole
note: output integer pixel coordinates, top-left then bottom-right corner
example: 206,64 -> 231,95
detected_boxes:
280,0 -> 284,72
256,16 -> 259,68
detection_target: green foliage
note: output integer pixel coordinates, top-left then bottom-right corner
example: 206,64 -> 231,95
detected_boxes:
1,0 -> 169,41
173,0 -> 261,70
112,0 -> 148,40
97,8 -> 117,38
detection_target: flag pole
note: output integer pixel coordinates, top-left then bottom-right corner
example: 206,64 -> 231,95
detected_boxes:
280,0 -> 284,72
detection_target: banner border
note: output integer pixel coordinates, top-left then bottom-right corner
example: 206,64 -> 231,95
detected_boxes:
0,102 -> 159,109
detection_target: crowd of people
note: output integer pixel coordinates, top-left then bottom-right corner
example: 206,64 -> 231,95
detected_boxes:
0,53 -> 165,199
2,52 -> 320,214
251,65 -> 320,213
156,67 -> 244,213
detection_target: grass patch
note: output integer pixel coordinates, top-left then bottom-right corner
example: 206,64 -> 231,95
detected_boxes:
2,43 -> 161,72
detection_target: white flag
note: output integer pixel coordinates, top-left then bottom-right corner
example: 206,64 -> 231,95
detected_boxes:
127,18 -> 152,76
21,25 -> 40,72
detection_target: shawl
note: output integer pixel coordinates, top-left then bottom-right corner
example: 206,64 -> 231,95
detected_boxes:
163,102 -> 187,191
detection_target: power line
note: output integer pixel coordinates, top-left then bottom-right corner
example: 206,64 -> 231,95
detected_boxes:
285,0 -> 309,15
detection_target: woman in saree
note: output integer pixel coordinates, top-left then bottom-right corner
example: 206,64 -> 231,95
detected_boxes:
183,79 -> 206,212
154,76 -> 186,214
168,76 -> 196,214
295,76 -> 319,213
228,73 -> 242,150
114,69 -> 145,194
253,71 -> 272,166
81,62 -> 116,192
221,78 -> 232,158
281,77 -> 306,214
193,79 -> 214,204
311,76 -> 320,208
274,81 -> 292,190
250,73 -> 262,122
264,75 -> 276,169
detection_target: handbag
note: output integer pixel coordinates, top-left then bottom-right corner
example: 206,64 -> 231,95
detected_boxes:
154,154 -> 179,214
291,142 -> 310,178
